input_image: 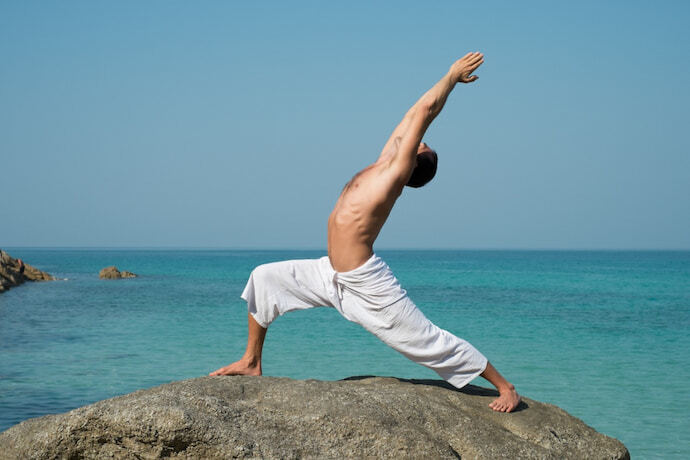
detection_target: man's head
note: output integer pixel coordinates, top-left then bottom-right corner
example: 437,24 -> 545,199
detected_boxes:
406,142 -> 438,188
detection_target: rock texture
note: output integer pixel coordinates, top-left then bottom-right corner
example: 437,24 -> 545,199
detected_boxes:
99,266 -> 138,279
0,376 -> 629,459
0,249 -> 55,293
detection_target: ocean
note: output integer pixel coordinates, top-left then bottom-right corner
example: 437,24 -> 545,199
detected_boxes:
1,249 -> 688,458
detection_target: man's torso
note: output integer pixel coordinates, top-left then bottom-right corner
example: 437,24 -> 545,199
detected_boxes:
327,159 -> 404,272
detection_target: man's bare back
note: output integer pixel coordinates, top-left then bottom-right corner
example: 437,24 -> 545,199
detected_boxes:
328,140 -> 439,271
328,162 -> 403,272
211,52 -> 521,412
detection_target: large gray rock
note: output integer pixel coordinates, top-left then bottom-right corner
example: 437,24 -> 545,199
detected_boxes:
0,376 -> 629,459
0,249 -> 55,293
99,266 -> 138,279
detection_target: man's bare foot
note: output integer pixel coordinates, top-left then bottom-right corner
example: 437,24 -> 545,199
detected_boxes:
489,384 -> 521,413
209,357 -> 261,376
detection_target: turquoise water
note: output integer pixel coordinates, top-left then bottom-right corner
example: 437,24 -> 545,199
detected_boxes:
1,249 -> 688,458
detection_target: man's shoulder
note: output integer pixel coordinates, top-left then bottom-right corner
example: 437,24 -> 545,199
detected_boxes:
349,162 -> 402,190
338,164 -> 403,210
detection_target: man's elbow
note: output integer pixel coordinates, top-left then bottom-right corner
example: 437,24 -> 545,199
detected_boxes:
415,101 -> 435,122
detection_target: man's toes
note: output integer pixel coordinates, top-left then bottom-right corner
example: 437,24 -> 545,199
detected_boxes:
490,397 -> 518,412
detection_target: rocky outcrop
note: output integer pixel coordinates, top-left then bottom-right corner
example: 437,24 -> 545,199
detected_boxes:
0,376 -> 629,459
0,249 -> 55,293
99,266 -> 138,279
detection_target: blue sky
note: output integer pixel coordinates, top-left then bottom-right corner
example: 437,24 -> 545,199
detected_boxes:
2,1 -> 689,249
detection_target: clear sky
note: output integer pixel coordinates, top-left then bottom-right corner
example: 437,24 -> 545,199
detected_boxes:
2,1 -> 689,249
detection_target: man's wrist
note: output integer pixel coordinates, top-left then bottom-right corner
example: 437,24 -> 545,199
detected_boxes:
446,68 -> 458,84
444,71 -> 458,88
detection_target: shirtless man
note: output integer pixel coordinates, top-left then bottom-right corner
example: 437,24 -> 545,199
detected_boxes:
211,52 -> 520,412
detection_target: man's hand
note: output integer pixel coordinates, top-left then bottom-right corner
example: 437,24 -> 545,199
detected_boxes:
450,52 -> 484,84
379,51 -> 485,167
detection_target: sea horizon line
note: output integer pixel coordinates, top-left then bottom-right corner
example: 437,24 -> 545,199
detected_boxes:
3,246 -> 689,252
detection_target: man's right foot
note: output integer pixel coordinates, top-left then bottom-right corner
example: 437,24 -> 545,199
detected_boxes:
209,358 -> 261,376
489,384 -> 521,413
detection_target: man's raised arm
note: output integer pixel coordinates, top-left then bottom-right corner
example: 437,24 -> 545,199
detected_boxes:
380,52 -> 484,175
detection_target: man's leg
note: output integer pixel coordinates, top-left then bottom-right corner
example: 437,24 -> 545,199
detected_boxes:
210,258 -> 334,376
480,361 -> 520,412
210,313 -> 266,376
342,294 -> 521,412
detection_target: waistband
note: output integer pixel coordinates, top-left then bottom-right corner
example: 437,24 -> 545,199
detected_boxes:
322,254 -> 406,306
328,253 -> 378,276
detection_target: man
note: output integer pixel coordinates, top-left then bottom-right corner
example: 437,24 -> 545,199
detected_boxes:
211,52 -> 520,413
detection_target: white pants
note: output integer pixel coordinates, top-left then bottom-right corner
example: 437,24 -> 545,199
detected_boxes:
241,254 -> 488,389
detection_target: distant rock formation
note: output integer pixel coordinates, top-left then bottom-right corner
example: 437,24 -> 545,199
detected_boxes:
0,249 -> 55,293
0,375 -> 629,459
99,266 -> 138,280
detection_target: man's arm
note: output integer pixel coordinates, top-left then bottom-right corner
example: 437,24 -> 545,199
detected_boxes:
381,52 -> 484,179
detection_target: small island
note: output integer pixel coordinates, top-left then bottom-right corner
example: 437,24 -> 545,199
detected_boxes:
99,266 -> 138,280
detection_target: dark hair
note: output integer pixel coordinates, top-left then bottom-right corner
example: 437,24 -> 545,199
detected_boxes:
406,150 -> 438,188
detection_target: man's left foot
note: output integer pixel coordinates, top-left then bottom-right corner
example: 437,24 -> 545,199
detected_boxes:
489,384 -> 521,412
209,357 -> 261,377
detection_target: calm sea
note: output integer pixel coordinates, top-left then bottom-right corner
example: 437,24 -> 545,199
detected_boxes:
1,249 -> 688,458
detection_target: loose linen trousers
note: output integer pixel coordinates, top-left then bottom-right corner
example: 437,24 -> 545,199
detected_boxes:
241,254 -> 488,389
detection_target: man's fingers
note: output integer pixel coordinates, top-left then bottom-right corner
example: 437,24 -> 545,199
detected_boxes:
470,59 -> 484,70
460,51 -> 481,63
469,54 -> 484,65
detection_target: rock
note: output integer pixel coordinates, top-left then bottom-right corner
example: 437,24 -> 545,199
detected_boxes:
0,249 -> 55,293
99,266 -> 138,279
0,376 -> 629,459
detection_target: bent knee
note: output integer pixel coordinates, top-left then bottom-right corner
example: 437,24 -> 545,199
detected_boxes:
250,262 -> 282,284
